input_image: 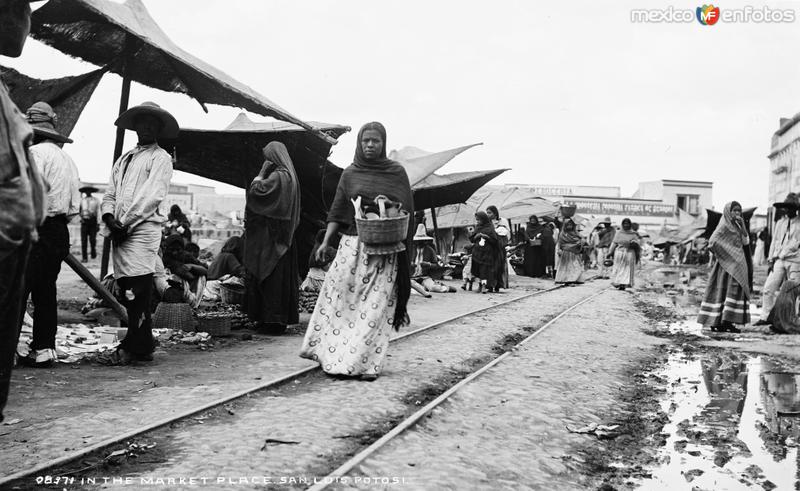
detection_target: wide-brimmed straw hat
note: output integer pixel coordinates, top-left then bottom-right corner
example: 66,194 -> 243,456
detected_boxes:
599,216 -> 612,224
774,192 -> 800,209
26,102 -> 73,144
412,224 -> 434,242
115,101 -> 179,139
79,185 -> 99,194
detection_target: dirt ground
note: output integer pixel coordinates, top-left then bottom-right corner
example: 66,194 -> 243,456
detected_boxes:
6,260 -> 800,490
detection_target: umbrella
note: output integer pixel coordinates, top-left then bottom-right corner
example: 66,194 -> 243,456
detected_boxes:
1,64 -> 106,137
430,202 -> 480,229
391,143 -> 483,186
30,0 -> 333,144
495,197 -> 559,223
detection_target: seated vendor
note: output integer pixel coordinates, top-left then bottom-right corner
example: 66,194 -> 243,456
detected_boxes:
411,224 -> 454,294
207,235 -> 245,280
301,230 -> 337,292
162,234 -> 207,307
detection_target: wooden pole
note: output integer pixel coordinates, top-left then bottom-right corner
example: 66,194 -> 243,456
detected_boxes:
429,207 -> 440,253
64,254 -> 128,324
100,73 -> 132,280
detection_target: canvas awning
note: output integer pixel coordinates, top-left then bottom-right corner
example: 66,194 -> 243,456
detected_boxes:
30,0 -> 334,144
391,143 -> 483,186
413,169 -> 508,210
1,64 -> 106,137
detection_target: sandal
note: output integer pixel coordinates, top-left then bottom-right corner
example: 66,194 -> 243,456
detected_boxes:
96,348 -> 134,366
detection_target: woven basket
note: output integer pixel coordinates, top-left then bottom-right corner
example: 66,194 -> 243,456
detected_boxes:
153,302 -> 195,332
220,283 -> 245,306
355,212 -> 409,255
560,205 -> 577,218
197,316 -> 232,336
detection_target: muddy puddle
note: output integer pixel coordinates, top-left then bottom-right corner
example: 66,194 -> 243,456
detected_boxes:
635,350 -> 800,490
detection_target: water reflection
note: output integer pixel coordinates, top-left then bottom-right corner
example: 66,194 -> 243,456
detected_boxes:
637,353 -> 799,490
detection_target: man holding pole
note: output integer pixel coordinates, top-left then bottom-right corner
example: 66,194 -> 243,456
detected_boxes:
100,101 -> 176,365
0,0 -> 48,422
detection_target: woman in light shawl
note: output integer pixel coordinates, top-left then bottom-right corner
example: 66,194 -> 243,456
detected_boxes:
243,142 -> 301,334
469,211 -> 501,293
607,218 -> 640,290
697,201 -> 751,332
555,219 -> 585,284
300,122 -> 414,381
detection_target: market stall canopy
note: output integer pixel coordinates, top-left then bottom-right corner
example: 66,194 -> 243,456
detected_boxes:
166,113 -> 349,211
413,169 -> 508,210
469,186 -> 559,222
390,143 -> 483,186
1,64 -> 106,138
29,0 -> 334,144
430,194 -> 560,230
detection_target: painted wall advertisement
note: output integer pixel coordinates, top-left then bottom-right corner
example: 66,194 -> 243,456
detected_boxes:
563,199 -> 675,217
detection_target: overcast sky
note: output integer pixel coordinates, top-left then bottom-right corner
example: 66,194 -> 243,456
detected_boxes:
4,0 -> 797,211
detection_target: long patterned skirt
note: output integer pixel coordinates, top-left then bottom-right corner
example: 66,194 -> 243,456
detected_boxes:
299,235 -> 399,376
697,261 -> 750,327
611,248 -> 636,287
555,250 -> 584,284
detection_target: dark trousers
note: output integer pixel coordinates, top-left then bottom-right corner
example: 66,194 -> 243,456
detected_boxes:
81,220 -> 98,260
21,216 -> 70,351
117,274 -> 155,356
0,241 -> 31,423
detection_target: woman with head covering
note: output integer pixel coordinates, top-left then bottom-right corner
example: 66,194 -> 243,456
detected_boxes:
207,235 -> 244,280
243,142 -> 301,334
300,122 -> 414,381
555,219 -> 586,284
469,211 -> 501,293
165,204 -> 192,243
595,218 -> 615,279
607,218 -> 640,290
697,202 -> 752,333
522,215 -> 548,278
486,206 -> 510,290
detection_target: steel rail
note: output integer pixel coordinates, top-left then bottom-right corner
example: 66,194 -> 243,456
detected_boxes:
0,279 -> 588,485
308,286 -> 610,491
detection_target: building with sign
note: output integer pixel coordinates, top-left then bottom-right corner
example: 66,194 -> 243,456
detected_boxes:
496,179 -> 713,235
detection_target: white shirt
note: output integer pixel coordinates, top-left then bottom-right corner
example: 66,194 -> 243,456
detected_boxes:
769,215 -> 800,263
101,143 -> 173,230
28,142 -> 81,217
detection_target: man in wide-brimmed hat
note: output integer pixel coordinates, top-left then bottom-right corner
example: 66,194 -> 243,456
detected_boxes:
79,185 -> 100,262
100,101 -> 177,365
0,0 -> 49,421
757,192 -> 800,325
16,101 -> 81,368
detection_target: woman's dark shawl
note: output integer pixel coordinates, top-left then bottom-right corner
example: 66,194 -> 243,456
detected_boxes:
244,142 -> 301,282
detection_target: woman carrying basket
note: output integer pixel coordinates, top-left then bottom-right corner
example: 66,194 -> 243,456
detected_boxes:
300,122 -> 413,381
607,218 -> 640,290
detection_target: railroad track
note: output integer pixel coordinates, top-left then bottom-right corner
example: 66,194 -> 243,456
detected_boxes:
0,276 -> 601,487
308,286 -> 609,491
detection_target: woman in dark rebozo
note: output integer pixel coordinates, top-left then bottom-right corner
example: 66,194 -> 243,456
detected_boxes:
697,201 -> 751,333
165,204 -> 192,243
554,218 -> 585,284
607,218 -> 640,290
523,215 -> 548,278
300,122 -> 413,381
486,206 -> 509,290
243,142 -> 301,334
469,211 -> 501,293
